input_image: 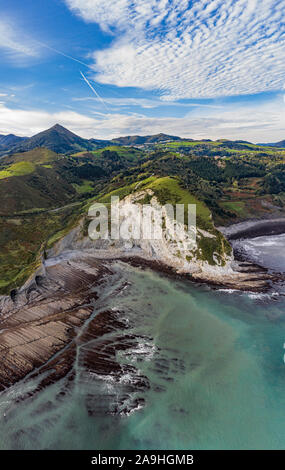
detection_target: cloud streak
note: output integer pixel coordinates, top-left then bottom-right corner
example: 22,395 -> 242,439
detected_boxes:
72,96 -> 223,109
0,19 -> 40,63
65,0 -> 285,99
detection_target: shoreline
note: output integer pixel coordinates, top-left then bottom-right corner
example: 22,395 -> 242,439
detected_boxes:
1,216 -> 285,394
219,217 -> 285,240
1,247 -> 283,401
115,255 -> 284,292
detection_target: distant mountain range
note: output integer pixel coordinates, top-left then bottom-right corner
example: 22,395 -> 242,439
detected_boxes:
0,133 -> 28,151
0,124 -> 110,156
0,126 -> 186,156
0,123 -> 284,157
259,139 -> 285,148
111,133 -> 184,145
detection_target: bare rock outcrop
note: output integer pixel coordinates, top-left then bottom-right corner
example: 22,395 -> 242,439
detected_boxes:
0,256 -> 109,390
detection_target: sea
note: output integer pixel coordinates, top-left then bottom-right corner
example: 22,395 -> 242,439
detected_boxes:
0,234 -> 285,450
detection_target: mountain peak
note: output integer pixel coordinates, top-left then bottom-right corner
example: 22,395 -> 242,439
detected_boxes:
47,123 -> 73,134
51,123 -> 64,130
2,124 -> 96,155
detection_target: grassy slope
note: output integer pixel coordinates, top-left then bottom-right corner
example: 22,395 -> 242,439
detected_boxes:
0,169 -> 76,215
72,145 -> 142,163
0,148 -> 59,180
0,148 -> 58,165
72,180 -> 95,194
0,161 -> 35,179
97,175 -> 231,265
0,206 -> 84,295
0,148 -> 77,215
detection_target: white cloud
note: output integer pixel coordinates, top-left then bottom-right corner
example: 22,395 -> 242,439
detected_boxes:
0,19 -> 40,63
72,96 -> 223,109
0,104 -> 97,137
0,97 -> 284,142
65,0 -> 285,99
73,96 -> 161,108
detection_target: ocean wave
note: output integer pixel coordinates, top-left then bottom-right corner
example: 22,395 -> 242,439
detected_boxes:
218,288 -> 280,301
123,341 -> 157,362
217,288 -> 240,294
247,292 -> 280,300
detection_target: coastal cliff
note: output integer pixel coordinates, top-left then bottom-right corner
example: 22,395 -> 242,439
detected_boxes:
0,182 -> 281,392
47,183 -> 276,291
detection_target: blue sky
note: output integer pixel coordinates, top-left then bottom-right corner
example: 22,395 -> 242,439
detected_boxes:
0,0 -> 284,142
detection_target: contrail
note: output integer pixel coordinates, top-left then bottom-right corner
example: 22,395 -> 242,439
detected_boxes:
36,40 -> 91,68
80,71 -> 109,111
34,39 -> 110,111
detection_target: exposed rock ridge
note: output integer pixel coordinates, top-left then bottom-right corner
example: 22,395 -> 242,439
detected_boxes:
0,256 -> 108,390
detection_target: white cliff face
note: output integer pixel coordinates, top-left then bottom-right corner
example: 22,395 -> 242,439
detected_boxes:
49,189 -> 234,281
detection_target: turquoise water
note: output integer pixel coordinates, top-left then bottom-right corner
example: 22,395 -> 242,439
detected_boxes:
1,244 -> 285,449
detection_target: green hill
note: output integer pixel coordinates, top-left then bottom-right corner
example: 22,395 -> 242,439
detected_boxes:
111,133 -> 184,145
1,147 -> 58,165
0,148 -> 75,215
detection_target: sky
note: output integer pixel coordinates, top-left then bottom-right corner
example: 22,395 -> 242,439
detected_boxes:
0,0 -> 284,142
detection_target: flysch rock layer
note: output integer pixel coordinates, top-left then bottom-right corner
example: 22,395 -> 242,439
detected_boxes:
0,256 -> 110,391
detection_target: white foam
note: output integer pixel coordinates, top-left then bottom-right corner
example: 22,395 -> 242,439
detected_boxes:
218,289 -> 240,294
247,292 -> 280,300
